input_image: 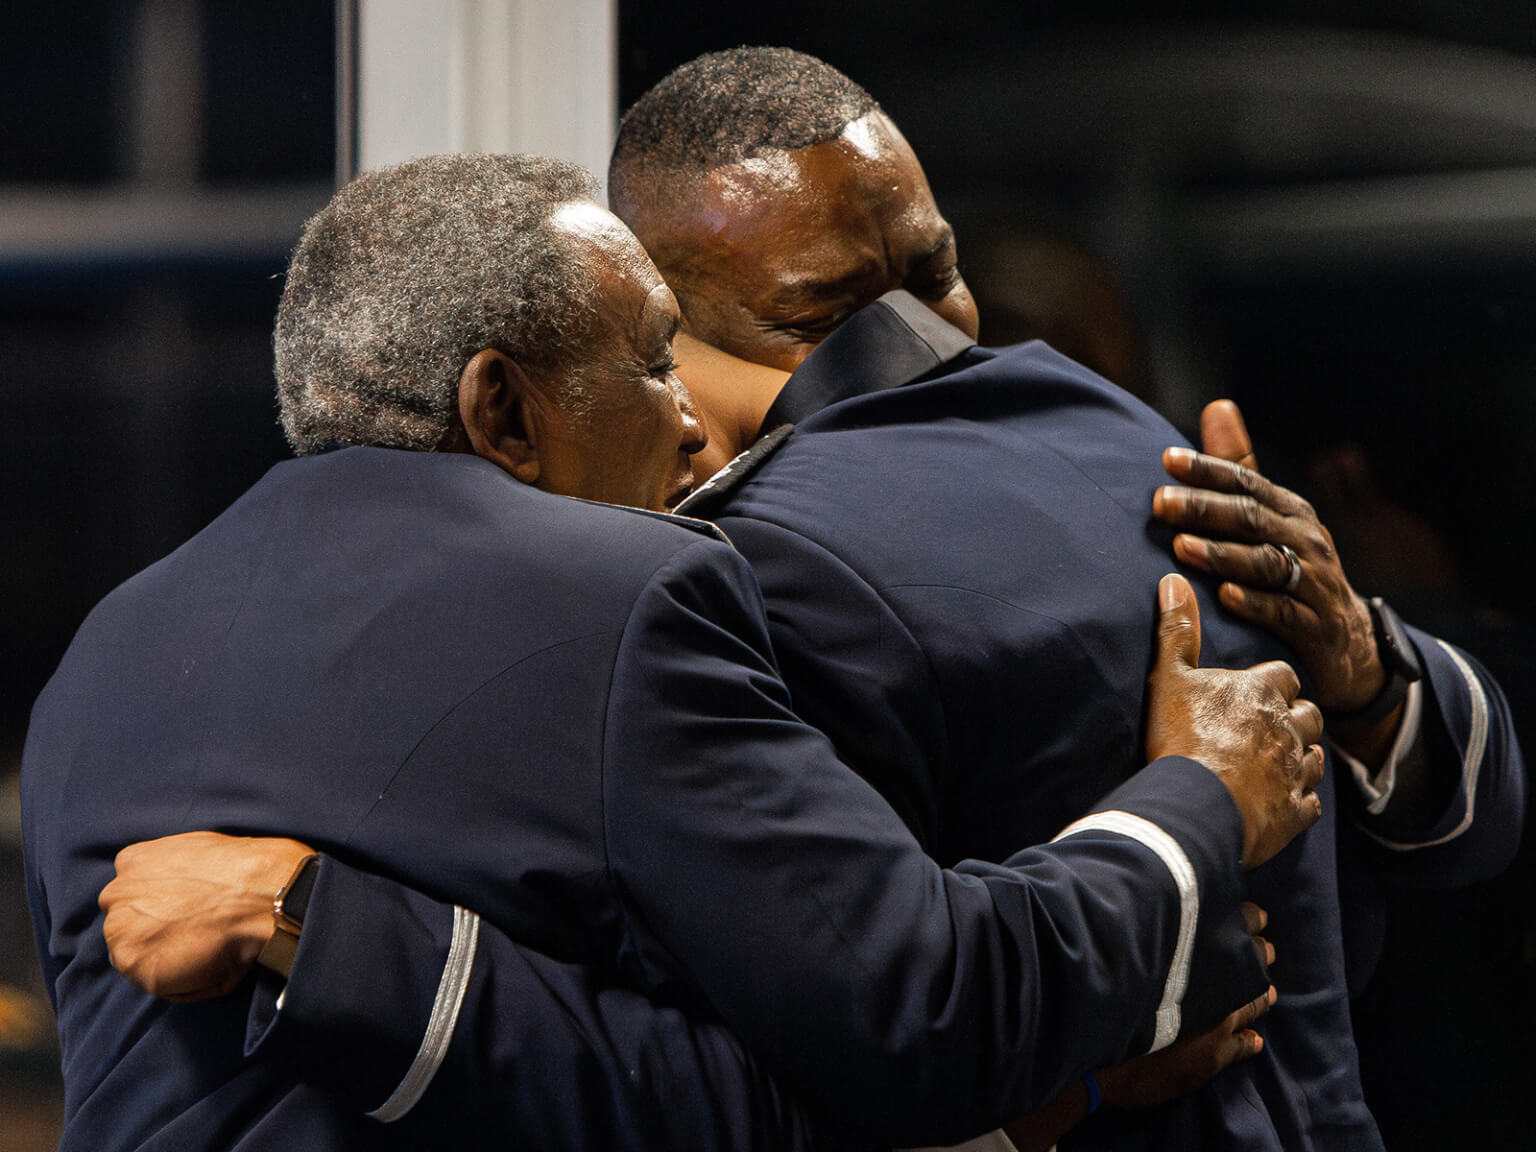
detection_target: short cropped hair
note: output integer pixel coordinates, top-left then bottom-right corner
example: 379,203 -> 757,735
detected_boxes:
609,47 -> 879,223
275,153 -> 599,455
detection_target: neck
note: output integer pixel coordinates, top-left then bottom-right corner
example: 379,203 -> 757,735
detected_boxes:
673,330 -> 789,476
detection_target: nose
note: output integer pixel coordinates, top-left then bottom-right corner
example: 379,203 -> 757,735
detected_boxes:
671,376 -> 709,457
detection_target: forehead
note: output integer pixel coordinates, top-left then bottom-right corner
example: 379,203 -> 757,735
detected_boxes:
548,199 -> 675,322
550,200 -> 664,291
652,113 -> 946,295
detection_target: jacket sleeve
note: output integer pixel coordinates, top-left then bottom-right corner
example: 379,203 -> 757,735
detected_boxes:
244,854 -> 840,1151
1337,623 -> 1525,888
600,539 -> 1263,1147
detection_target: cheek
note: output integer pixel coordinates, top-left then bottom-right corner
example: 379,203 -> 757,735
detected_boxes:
697,335 -> 786,374
683,293 -> 805,372
640,388 -> 685,464
721,330 -> 817,375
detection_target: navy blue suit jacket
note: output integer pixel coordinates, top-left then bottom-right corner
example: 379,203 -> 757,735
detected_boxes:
678,293 -> 1524,1151
24,445 -> 1264,1149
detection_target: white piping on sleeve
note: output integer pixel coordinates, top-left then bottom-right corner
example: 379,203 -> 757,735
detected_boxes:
1339,679 -> 1424,814
1052,810 -> 1197,1052
901,1128 -> 1020,1152
1361,639 -> 1488,851
368,906 -> 481,1123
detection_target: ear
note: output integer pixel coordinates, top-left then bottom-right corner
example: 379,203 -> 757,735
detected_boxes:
457,348 -> 543,486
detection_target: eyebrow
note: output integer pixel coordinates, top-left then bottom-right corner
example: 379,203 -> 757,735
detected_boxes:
771,259 -> 883,306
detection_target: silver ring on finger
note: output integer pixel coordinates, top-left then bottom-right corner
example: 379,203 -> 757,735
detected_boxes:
1278,544 -> 1302,594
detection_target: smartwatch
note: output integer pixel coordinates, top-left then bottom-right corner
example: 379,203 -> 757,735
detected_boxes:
256,853 -> 320,977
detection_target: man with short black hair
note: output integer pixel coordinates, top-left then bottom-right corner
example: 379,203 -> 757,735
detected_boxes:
600,47 -> 1523,1152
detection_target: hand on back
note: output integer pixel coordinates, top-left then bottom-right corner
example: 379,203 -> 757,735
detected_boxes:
1146,573 -> 1324,869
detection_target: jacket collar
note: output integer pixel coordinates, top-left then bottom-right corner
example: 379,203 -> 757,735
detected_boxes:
759,289 -> 978,428
675,292 -> 976,521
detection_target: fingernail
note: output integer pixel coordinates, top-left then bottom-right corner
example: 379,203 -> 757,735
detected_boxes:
1167,446 -> 1195,462
1159,573 -> 1189,611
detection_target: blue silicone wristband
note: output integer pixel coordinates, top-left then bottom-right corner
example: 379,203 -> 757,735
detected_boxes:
1083,1071 -> 1102,1114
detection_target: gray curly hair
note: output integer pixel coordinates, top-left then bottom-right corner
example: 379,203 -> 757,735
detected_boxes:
608,47 -> 879,226
275,153 -> 600,454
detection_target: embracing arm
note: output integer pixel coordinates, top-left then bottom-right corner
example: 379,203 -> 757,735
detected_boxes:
102,832 -> 1279,1152
599,544 -> 1317,1145
99,546 -> 1320,1150
1336,625 -> 1524,884
100,837 -> 831,1149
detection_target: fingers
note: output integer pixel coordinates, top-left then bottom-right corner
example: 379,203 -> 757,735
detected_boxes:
1299,741 -> 1326,795
1292,695 -> 1323,748
1155,483 -> 1294,548
1246,658 -> 1302,706
1161,446 -> 1258,494
1234,1030 -> 1264,1061
1239,904 -> 1276,966
1215,986 -> 1275,1066
1239,901 -> 1268,935
1155,573 -> 1203,671
1199,400 -> 1258,472
1231,984 -> 1277,1031
1290,744 -> 1326,841
108,840 -> 149,883
1289,683 -> 1326,836
1174,535 -> 1307,598
1161,446 -> 1298,508
1252,932 -> 1276,968
1216,580 -> 1313,634
98,873 -> 120,914
1301,785 -> 1324,831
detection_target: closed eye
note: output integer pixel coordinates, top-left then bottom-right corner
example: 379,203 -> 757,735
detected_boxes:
911,257 -> 962,301
756,310 -> 852,340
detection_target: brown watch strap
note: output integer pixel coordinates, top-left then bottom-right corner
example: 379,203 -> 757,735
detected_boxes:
255,853 -> 320,978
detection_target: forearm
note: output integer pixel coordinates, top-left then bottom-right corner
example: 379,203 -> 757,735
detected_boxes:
604,547 -> 1265,1144
254,856 -> 834,1149
1342,627 -> 1525,882
613,712 -> 1259,1143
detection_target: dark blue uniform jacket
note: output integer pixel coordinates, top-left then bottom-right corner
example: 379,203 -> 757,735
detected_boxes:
684,292 -> 1524,1152
23,443 -> 1267,1150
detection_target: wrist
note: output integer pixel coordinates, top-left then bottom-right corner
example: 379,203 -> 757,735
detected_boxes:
1323,598 -> 1421,732
222,838 -> 313,962
254,849 -> 320,977
1094,1063 -> 1129,1109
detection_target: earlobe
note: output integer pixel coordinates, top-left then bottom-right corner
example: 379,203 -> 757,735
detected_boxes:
457,348 -> 542,485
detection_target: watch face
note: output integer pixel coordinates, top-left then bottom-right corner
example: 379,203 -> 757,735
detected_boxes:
275,854 -> 321,927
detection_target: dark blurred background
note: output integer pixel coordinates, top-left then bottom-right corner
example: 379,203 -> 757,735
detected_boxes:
4,2 -> 1532,1148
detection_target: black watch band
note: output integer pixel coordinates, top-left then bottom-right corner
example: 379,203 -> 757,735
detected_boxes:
1323,597 -> 1423,731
